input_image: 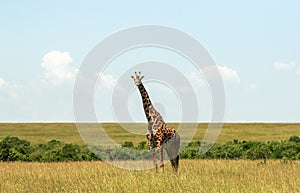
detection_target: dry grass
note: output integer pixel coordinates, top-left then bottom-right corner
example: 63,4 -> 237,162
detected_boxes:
1,160 -> 299,193
0,123 -> 300,145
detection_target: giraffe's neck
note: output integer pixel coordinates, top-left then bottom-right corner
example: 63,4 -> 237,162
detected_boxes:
137,83 -> 155,122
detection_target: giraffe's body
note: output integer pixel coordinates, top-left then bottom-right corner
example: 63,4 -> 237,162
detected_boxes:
132,72 -> 180,172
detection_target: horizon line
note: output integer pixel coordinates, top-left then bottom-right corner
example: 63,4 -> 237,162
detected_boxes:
0,121 -> 300,124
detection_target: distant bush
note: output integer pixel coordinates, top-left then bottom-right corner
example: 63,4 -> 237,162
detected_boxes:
91,145 -> 151,161
0,136 -> 31,161
289,136 -> 300,143
136,141 -> 148,150
180,136 -> 300,160
121,141 -> 134,148
0,136 -> 99,162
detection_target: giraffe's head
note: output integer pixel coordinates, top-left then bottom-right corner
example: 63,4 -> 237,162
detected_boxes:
131,71 -> 144,86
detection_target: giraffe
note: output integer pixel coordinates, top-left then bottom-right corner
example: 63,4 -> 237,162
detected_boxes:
131,72 -> 180,172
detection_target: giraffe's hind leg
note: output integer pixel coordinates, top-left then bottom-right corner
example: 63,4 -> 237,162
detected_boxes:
165,133 -> 180,172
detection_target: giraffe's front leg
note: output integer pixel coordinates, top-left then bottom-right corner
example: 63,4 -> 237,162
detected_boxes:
156,136 -> 164,169
149,144 -> 158,168
146,133 -> 158,168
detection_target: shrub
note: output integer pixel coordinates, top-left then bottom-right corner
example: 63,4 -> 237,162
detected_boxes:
121,141 -> 134,148
136,141 -> 148,150
0,137 -> 100,162
0,136 -> 31,161
289,136 -> 300,143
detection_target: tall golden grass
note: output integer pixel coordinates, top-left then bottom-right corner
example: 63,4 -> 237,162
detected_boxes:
1,160 -> 299,193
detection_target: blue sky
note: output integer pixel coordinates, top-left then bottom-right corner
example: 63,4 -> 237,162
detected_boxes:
0,1 -> 300,122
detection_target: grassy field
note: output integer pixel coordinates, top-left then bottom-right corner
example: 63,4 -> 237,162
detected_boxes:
1,123 -> 300,192
1,160 -> 299,193
0,123 -> 300,145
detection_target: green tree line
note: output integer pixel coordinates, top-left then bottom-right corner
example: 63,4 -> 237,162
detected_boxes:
180,136 -> 300,160
0,136 -> 300,162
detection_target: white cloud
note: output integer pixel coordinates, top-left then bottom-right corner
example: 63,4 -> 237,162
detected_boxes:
189,72 -> 205,86
243,83 -> 258,94
217,65 -> 240,83
98,73 -> 117,89
0,78 -> 23,98
273,61 -> 296,71
249,83 -> 257,89
202,65 -> 240,84
8,84 -> 24,99
41,50 -> 77,85
297,68 -> 300,75
273,61 -> 300,76
0,78 -> 8,88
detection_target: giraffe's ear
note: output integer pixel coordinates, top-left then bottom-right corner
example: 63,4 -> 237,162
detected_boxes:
141,76 -> 144,80
131,76 -> 134,79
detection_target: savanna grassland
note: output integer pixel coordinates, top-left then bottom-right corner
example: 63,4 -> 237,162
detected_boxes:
1,160 -> 299,193
1,123 -> 300,193
1,123 -> 300,145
